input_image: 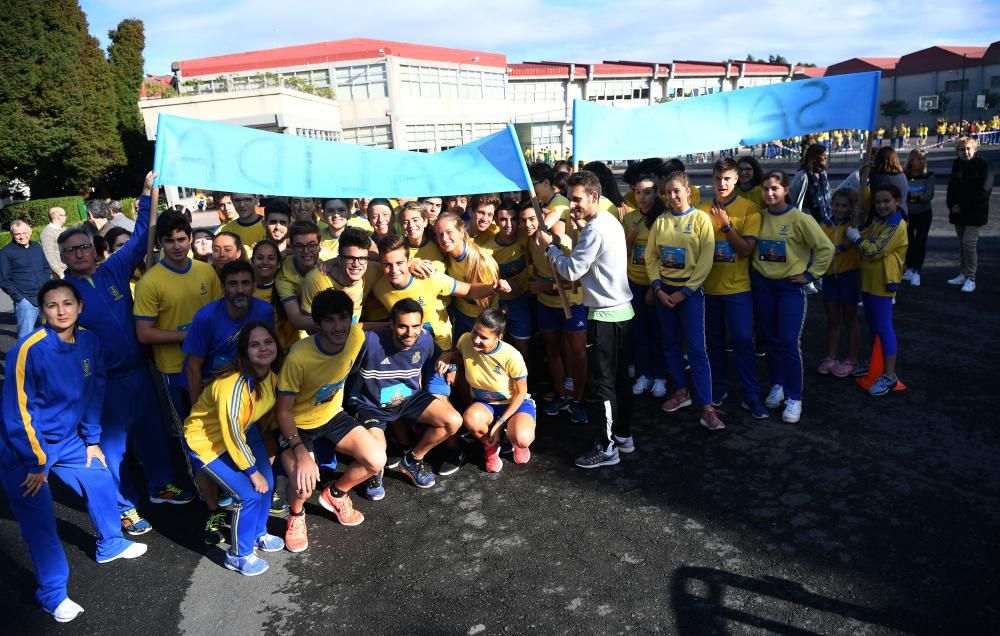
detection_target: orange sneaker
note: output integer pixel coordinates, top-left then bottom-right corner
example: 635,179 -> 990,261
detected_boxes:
484,443 -> 503,473
284,513 -> 308,553
661,389 -> 692,413
319,488 -> 365,526
512,445 -> 531,465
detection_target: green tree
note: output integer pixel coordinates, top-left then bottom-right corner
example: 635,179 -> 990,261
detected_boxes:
983,90 -> 1000,110
0,0 -> 124,197
768,54 -> 789,65
880,99 -> 911,129
106,19 -> 151,196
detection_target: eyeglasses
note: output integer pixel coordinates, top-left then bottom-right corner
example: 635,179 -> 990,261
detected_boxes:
61,243 -> 94,255
340,255 -> 367,266
292,242 -> 320,252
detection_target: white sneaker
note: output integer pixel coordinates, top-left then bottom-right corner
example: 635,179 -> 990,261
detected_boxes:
47,598 -> 84,623
910,272 -> 921,287
782,399 -> 802,423
764,384 -> 785,409
902,268 -> 913,281
947,273 -> 967,286
961,279 -> 976,293
804,282 -> 819,294
651,378 -> 668,398
97,541 -> 148,564
631,376 -> 651,395
613,435 -> 636,454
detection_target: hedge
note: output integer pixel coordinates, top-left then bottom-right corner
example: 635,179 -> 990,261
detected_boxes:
0,226 -> 46,250
1,196 -> 86,228
1,195 -> 139,230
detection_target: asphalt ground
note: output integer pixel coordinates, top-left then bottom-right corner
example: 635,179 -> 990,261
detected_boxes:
1,183 -> 999,634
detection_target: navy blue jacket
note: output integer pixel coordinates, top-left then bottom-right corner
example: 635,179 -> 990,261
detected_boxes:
0,241 -> 51,306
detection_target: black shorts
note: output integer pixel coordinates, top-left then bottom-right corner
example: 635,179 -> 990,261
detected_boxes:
354,390 -> 437,431
279,411 -> 361,454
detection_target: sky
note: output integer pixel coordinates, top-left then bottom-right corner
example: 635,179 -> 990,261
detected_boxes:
80,0 -> 998,75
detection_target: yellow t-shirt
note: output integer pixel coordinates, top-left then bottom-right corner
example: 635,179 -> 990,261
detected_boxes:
544,193 -> 570,220
275,255 -> 311,305
218,216 -> 266,251
526,233 -> 582,308
735,184 -> 764,211
254,282 -> 299,350
472,224 -> 500,248
408,239 -> 447,272
318,228 -> 342,263
624,187 -> 701,211
134,258 -> 222,374
697,195 -> 762,295
183,371 -> 276,471
372,272 -> 458,350
299,265 -> 378,322
820,220 -> 860,275
478,234 -> 531,301
456,332 -> 528,405
276,327 -> 364,430
446,247 -> 499,318
752,206 -> 834,281
622,209 -> 655,286
643,208 -> 715,293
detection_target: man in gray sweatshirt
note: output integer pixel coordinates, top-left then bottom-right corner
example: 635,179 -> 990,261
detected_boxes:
537,170 -> 635,468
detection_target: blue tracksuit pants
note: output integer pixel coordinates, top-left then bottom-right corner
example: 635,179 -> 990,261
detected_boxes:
101,364 -> 180,512
706,291 -> 761,405
628,280 -> 666,380
655,286 -> 711,406
189,426 -> 272,557
751,271 -> 807,401
1,435 -> 132,612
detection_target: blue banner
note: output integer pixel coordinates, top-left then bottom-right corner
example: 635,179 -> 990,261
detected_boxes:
152,114 -> 530,197
572,72 -> 881,161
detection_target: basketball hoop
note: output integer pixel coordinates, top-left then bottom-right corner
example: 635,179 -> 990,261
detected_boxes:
918,95 -> 939,112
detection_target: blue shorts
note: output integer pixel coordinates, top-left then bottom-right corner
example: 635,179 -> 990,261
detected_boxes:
452,310 -> 477,342
537,303 -> 587,333
822,271 -> 861,306
354,389 -> 438,431
476,397 -> 537,421
500,295 -> 532,340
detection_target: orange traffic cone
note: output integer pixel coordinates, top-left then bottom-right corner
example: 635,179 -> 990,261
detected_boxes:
856,336 -> 906,392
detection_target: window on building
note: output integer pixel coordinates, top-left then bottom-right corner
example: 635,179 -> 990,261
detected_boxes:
531,123 -> 562,148
484,72 -> 505,99
336,63 -> 388,100
944,79 -> 969,92
472,122 -> 505,139
342,124 -> 393,148
991,75 -> 1000,89
510,81 -> 565,104
406,123 -> 436,149
281,69 -> 331,88
460,70 -> 483,99
588,78 -> 649,103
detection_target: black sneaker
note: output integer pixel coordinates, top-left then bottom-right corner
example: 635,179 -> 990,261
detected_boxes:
202,509 -> 229,545
269,490 -> 289,518
435,447 -> 465,476
542,395 -> 571,416
574,445 -> 620,469
385,443 -> 403,470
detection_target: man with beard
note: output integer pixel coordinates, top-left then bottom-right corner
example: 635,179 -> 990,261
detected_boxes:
181,260 -> 274,542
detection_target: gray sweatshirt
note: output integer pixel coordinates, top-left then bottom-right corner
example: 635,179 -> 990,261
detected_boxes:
547,211 -> 632,312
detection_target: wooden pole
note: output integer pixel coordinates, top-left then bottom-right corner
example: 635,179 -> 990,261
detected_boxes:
529,193 -> 573,320
144,181 -> 159,270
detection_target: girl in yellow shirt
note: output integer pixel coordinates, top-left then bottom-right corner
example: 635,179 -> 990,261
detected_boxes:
817,190 -> 862,378
644,171 -> 724,430
182,322 -> 284,576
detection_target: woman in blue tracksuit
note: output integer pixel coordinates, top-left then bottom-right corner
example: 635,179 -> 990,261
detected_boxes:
1,280 -> 148,623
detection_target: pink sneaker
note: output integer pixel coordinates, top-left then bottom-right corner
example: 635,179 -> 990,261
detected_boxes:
816,358 -> 837,375
484,443 -> 503,473
830,360 -> 857,378
512,445 -> 531,465
698,406 -> 726,431
661,389 -> 692,413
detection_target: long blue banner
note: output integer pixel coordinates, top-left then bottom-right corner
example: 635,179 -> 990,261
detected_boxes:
572,71 -> 881,161
152,114 -> 531,197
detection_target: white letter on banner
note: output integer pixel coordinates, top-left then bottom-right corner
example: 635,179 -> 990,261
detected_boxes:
238,138 -> 283,192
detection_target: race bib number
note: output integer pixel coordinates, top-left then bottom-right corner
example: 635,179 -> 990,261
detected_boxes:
757,240 -> 787,263
631,244 -> 646,265
658,246 -> 685,270
713,241 -> 736,263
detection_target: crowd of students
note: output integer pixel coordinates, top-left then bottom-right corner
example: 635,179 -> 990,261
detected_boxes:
2,133 -> 990,622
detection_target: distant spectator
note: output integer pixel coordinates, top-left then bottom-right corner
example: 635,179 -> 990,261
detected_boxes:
104,199 -> 136,235
0,220 -> 52,337
946,137 -> 993,294
790,144 -> 832,223
868,146 -> 909,216
85,199 -> 112,237
40,206 -> 68,278
192,228 -> 214,263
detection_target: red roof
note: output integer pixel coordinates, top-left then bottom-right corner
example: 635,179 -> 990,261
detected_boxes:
177,38 -> 506,77
591,63 -> 652,77
826,57 -> 898,77
793,66 -> 827,79
140,74 -> 176,97
672,61 -> 728,76
742,62 -> 793,74
894,46 -> 987,75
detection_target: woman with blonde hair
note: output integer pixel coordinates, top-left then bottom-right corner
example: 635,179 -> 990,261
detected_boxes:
434,211 -> 506,340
